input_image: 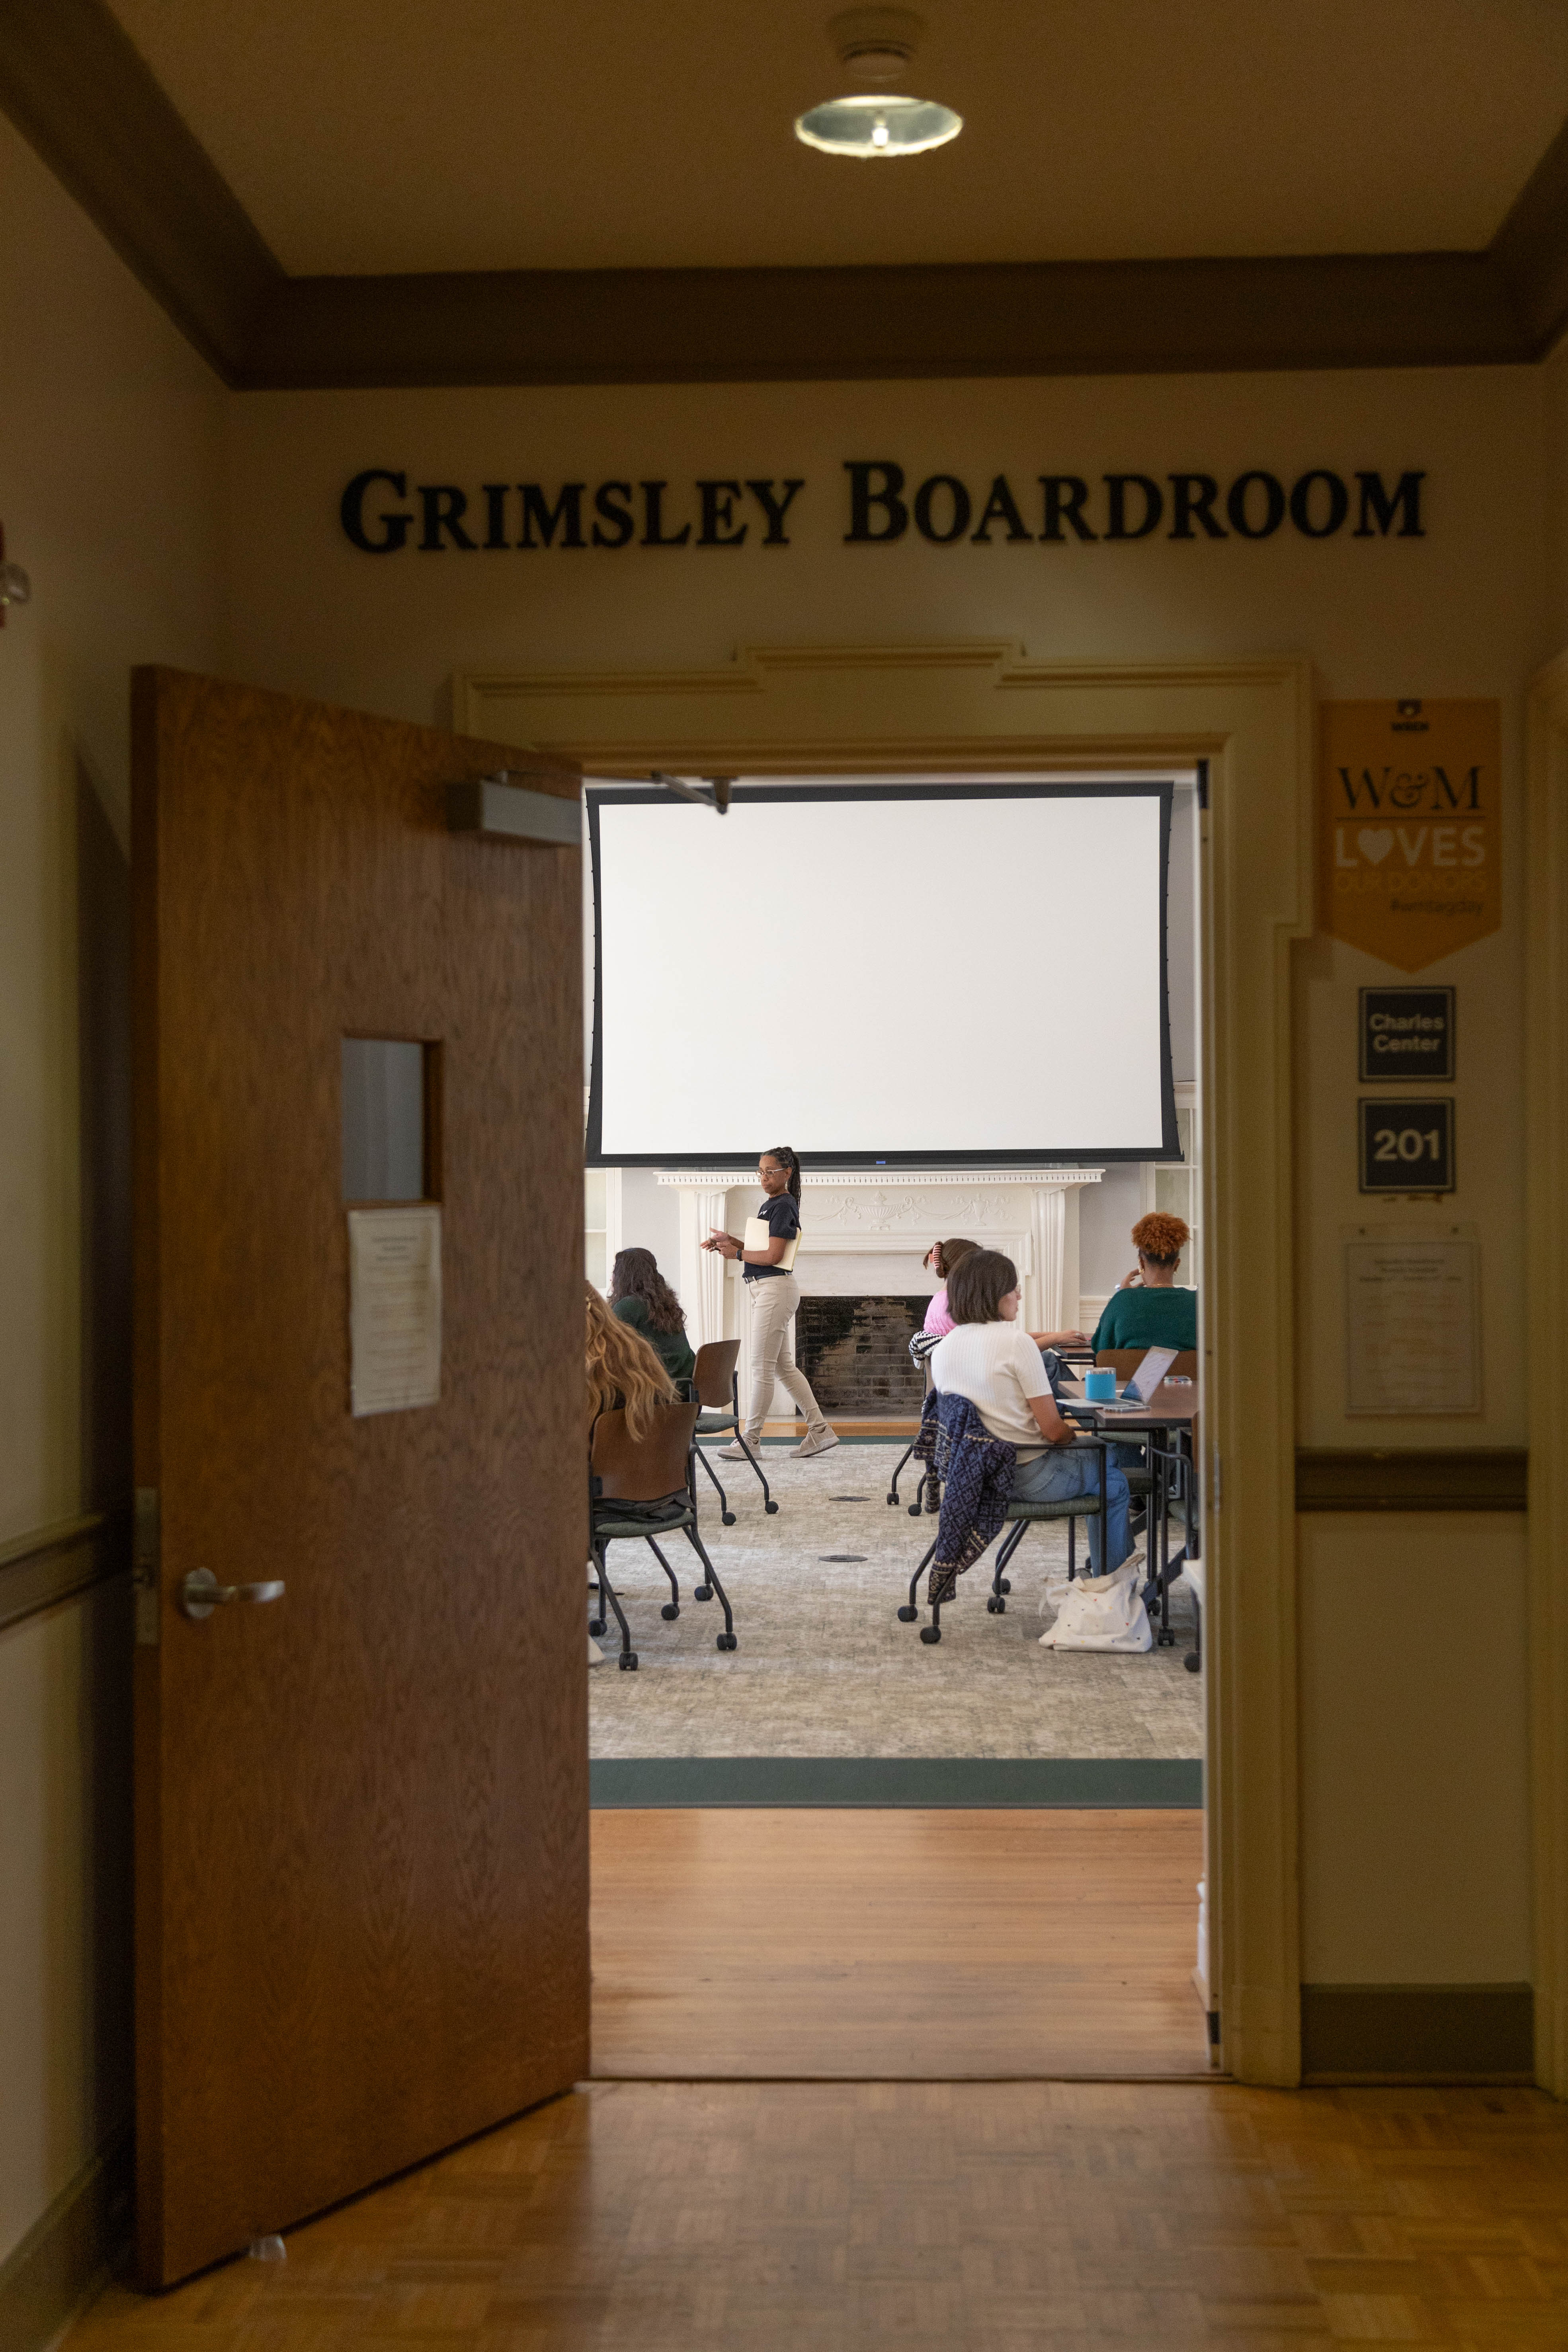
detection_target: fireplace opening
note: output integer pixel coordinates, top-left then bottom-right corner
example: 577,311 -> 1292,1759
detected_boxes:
794,1295 -> 929,1416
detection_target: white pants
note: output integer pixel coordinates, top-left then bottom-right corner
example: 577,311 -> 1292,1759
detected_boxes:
742,1272 -> 827,1443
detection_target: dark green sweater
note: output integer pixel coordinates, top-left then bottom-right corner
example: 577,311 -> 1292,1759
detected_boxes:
1091,1284 -> 1198,1355
612,1294 -> 696,1385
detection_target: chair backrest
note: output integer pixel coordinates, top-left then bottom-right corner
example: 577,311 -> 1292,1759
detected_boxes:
691,1338 -> 741,1410
591,1399 -> 702,1502
1096,1347 -> 1198,1381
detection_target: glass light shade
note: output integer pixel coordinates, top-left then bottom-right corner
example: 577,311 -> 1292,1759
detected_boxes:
794,91 -> 961,158
0,559 -> 31,607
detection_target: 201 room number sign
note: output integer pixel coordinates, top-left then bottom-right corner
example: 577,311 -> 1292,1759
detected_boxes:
1358,1099 -> 1455,1194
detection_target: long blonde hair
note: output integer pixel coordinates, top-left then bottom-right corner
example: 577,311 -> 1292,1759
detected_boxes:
586,1282 -> 674,1442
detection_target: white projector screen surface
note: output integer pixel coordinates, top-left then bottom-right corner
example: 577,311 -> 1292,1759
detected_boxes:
588,785 -> 1175,1163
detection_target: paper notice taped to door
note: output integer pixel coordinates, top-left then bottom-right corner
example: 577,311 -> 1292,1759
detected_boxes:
348,1205 -> 441,1416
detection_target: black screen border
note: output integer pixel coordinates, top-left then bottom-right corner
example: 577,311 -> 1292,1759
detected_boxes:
585,780 -> 1182,1170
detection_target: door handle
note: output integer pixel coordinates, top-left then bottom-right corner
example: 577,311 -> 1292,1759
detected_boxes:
177,1567 -> 287,1622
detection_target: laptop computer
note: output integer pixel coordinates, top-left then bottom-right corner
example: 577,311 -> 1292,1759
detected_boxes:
1096,1345 -> 1179,1409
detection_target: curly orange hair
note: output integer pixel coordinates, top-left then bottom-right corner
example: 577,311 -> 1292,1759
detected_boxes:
1132,1211 -> 1189,1267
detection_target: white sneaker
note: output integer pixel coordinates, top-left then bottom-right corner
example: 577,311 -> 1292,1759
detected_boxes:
792,1427 -> 840,1458
717,1442 -> 752,1461
588,1635 -> 606,1665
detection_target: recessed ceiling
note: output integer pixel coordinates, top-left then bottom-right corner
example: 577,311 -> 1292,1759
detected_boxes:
107,0 -> 1568,278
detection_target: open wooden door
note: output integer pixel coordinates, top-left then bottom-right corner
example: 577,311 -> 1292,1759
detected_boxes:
131,670 -> 588,2287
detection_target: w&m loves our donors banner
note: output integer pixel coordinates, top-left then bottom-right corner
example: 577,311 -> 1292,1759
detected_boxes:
1318,700 -> 1501,970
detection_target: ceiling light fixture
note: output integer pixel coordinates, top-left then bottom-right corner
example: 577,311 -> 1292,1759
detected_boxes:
795,8 -> 961,160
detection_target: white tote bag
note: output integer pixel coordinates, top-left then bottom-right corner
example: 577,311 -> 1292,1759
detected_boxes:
1039,1559 -> 1152,1653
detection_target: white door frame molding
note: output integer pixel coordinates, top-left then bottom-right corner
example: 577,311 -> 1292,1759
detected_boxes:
459,639 -> 1313,2087
1527,649 -> 1568,2097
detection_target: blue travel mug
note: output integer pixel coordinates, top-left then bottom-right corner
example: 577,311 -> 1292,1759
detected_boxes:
1084,1367 -> 1116,1401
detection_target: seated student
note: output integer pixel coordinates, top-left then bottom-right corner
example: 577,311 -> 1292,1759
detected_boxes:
921,1237 -> 980,1340
932,1248 -> 1133,1580
584,1284 -> 677,1666
608,1247 -> 697,1386
586,1281 -> 675,1440
1091,1212 -> 1198,1355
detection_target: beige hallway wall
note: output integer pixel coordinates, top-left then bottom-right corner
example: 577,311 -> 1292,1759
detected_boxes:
0,111 -> 223,2270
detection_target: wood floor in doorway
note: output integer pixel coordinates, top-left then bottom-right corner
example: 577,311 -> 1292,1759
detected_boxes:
590,1806 -> 1210,2079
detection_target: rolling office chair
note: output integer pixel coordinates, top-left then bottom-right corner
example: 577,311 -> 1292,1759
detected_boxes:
687,1338 -> 777,1521
589,1398 -> 737,1671
887,1328 -> 943,1515
897,1436 -> 1114,1644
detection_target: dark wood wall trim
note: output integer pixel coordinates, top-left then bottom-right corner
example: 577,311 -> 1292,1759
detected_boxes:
0,0 -> 1562,388
1302,1983 -> 1534,2082
0,0 -> 281,382
248,248 -> 1527,390
1295,1450 -> 1528,1513
0,2126 -> 133,2352
0,1507 -> 130,1633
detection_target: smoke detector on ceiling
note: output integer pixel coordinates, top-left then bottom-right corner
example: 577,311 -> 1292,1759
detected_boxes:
795,7 -> 962,158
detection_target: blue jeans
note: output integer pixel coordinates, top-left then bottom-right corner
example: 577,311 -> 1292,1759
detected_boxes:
1011,1446 -> 1133,1577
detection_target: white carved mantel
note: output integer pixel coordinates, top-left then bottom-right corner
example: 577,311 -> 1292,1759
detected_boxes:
658,1167 -> 1103,1416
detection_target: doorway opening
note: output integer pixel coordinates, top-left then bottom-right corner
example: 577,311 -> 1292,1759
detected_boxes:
583,768 -> 1211,2079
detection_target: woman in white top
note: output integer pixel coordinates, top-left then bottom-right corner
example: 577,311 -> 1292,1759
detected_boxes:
931,1247 -> 1133,1577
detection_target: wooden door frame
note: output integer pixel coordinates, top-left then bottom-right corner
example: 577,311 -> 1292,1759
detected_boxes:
1527,648 -> 1568,2097
459,641 -> 1313,2087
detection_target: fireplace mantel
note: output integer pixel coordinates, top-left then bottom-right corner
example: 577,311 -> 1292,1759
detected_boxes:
656,1165 -> 1104,1409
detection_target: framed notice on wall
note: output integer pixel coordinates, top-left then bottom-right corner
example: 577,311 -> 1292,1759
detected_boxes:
1343,1224 -> 1480,1415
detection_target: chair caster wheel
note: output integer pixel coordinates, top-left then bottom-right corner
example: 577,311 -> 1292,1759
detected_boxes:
716,1633 -> 738,1651
619,1653 -> 638,1671
721,1512 -> 736,1526
661,1603 -> 680,1621
998,1578 -> 1011,1594
1184,1654 -> 1201,1674
694,1584 -> 712,1601
1157,1631 -> 1175,1647
987,1598 -> 1005,1614
919,1626 -> 941,1644
765,1500 -> 779,1515
908,1503 -> 922,1518
588,1618 -> 605,1636
897,1604 -> 918,1622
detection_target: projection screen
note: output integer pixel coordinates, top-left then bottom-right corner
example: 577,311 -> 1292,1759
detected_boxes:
586,783 -> 1177,1166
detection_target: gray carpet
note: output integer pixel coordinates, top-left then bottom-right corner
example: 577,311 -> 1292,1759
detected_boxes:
589,1444 -> 1202,1761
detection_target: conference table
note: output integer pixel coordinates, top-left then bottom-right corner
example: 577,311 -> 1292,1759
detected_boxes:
1056,1379 -> 1201,1650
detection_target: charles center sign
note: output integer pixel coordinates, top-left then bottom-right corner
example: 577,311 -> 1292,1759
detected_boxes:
339,462 -> 1426,553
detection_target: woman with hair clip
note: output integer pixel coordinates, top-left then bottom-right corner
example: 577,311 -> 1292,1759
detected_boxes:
702,1145 -> 838,1460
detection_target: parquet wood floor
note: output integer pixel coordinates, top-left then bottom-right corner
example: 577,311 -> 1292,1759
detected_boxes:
590,1807 -> 1211,2078
69,2082 -> 1568,2349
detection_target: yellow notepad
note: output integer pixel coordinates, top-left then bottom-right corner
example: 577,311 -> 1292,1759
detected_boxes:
745,1215 -> 799,1272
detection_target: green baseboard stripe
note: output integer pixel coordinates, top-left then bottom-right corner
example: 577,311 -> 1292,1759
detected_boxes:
0,2128 -> 132,2352
1301,1983 -> 1534,2080
589,1757 -> 1202,1807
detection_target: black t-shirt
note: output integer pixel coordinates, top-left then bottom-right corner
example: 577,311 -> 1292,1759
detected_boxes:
744,1191 -> 800,1280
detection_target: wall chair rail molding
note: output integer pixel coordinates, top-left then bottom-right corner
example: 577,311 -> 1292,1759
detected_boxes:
1527,647 -> 1568,2100
460,637 -> 1312,2088
2,0 -> 1568,386
0,1507 -> 129,1634
1295,1450 -> 1527,1513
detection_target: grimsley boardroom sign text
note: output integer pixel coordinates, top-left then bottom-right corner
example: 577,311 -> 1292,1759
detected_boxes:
340,463 -> 1426,553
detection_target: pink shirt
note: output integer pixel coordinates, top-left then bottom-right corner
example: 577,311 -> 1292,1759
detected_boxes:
924,1287 -> 955,1339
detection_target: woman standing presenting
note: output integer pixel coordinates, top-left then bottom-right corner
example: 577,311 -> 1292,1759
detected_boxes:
702,1146 -> 838,1460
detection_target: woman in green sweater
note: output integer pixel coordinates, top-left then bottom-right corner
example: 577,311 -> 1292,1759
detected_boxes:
608,1247 -> 697,1386
1092,1211 -> 1198,1354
